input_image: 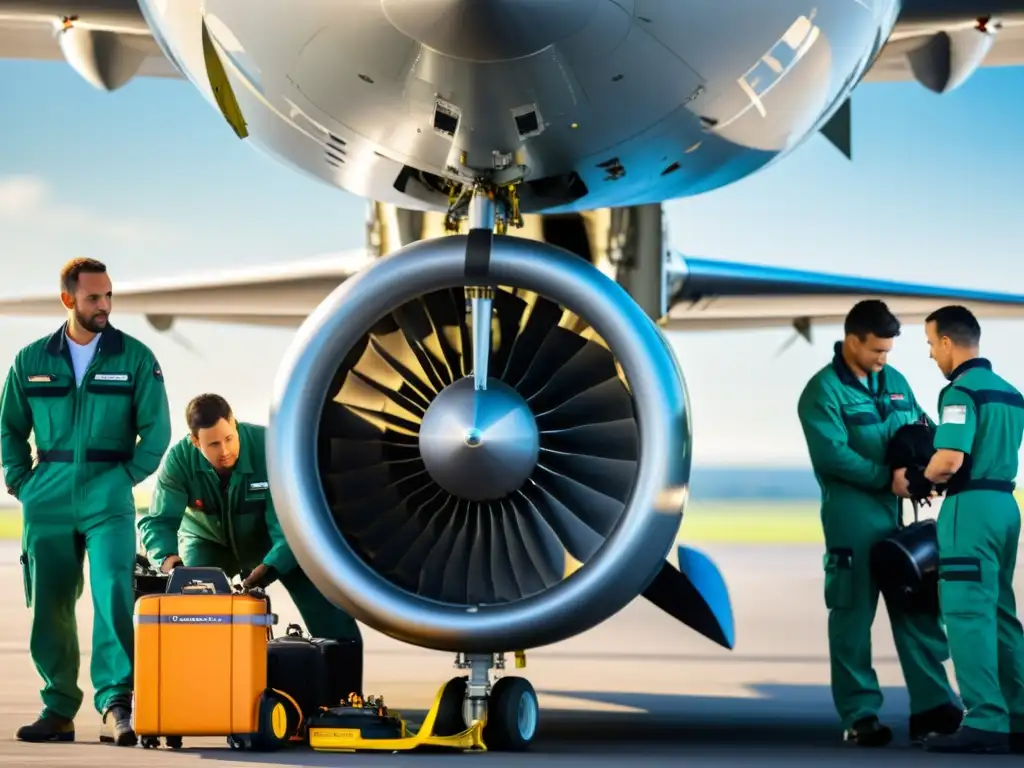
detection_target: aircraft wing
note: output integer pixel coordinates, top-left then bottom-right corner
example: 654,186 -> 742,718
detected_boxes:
864,1 -> 1024,83
662,255 -> 1024,337
0,0 -> 180,84
0,251 -> 373,331
1,251 -> 1021,341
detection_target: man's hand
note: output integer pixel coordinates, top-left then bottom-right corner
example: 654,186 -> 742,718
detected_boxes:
892,468 -> 911,498
243,563 -> 271,590
904,465 -> 934,500
160,554 -> 182,574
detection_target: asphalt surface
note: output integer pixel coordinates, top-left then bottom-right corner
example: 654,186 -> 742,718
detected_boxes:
0,539 -> 1019,765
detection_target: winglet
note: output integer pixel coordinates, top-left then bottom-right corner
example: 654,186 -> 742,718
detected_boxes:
641,546 -> 735,649
819,98 -> 851,160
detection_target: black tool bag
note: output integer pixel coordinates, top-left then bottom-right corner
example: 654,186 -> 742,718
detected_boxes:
267,624 -> 364,729
871,419 -> 941,616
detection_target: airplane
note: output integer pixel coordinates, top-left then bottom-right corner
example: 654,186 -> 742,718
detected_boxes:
3,0 -> 1024,751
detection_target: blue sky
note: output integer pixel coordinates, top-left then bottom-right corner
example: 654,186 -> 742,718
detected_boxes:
0,59 -> 1022,476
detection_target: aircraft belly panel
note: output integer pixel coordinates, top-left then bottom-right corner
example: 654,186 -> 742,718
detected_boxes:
140,0 -> 905,213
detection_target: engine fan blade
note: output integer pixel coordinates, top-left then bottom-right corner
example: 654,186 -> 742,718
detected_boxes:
319,285 -> 642,606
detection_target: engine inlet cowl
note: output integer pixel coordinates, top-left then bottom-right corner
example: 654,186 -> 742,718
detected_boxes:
268,235 -> 691,653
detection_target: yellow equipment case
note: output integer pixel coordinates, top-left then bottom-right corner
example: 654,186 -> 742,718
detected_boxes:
133,567 -> 296,751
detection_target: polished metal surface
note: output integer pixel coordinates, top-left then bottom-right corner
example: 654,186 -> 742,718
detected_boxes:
269,234 -> 691,652
419,376 -> 540,502
142,0 -> 903,213
381,0 -> 600,63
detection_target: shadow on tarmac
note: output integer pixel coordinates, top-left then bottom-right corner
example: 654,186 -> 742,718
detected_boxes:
82,684 -> 975,763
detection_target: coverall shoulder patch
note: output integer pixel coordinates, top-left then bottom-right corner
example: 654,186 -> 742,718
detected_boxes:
941,404 -> 967,424
153,360 -> 163,382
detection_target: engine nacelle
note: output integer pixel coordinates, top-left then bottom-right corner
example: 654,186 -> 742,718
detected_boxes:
907,26 -> 997,94
58,26 -> 147,92
268,234 -> 692,653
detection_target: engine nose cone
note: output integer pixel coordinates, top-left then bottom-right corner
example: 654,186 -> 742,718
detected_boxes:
381,0 -> 599,62
419,376 -> 539,501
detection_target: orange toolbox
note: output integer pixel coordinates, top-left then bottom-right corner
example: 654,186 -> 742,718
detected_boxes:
133,567 -> 300,751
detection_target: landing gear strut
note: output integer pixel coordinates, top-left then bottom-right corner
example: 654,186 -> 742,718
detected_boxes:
434,652 -> 538,751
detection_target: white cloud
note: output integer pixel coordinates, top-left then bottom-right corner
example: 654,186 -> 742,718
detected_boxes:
0,174 -> 163,245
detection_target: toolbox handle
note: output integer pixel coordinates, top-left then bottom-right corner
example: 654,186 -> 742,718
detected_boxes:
166,567 -> 232,595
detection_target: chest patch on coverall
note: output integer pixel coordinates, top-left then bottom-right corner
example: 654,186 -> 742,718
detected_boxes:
248,481 -> 268,492
27,374 -> 54,382
94,373 -> 130,382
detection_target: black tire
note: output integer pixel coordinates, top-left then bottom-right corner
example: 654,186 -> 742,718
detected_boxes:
252,689 -> 291,752
432,676 -> 468,737
482,677 -> 538,752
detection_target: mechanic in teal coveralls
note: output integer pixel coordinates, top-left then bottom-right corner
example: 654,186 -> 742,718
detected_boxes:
797,299 -> 963,747
137,393 -> 363,668
0,257 -> 172,746
900,305 -> 1024,755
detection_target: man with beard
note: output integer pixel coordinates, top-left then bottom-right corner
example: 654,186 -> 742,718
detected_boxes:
0,257 -> 172,746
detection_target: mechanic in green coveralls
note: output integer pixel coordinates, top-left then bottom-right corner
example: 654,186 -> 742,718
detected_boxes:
899,305 -> 1024,755
137,393 -> 364,659
797,300 -> 963,748
0,257 -> 172,747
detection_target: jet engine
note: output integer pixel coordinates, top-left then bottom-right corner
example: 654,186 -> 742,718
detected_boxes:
268,197 -> 692,657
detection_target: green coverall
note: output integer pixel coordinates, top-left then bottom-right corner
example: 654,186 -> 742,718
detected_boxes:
137,421 -> 361,643
797,342 -> 958,730
932,357 -> 1024,734
0,324 -> 171,720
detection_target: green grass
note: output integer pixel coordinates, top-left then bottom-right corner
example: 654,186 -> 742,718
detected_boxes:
0,501 -> 827,545
2,496 -> 1014,546
677,501 -> 823,544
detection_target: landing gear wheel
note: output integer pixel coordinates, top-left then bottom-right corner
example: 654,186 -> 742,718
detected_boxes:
165,735 -> 183,749
433,676 -> 468,736
483,676 -> 538,751
140,735 -> 160,749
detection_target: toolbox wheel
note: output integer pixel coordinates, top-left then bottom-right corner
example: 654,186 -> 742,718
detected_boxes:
140,736 -> 160,749
483,677 -> 538,752
227,735 -> 249,750
252,690 -> 291,752
433,676 -> 468,737
165,735 -> 183,749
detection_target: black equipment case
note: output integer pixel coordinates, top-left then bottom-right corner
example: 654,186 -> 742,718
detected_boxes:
267,624 -> 364,734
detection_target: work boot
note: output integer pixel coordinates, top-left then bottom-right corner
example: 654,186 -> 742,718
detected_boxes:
923,726 -> 1009,754
99,700 -> 137,747
844,715 -> 893,747
15,713 -> 75,743
909,703 -> 964,746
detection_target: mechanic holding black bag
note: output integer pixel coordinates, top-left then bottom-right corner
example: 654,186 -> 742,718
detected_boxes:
136,393 -> 364,697
797,300 -> 963,748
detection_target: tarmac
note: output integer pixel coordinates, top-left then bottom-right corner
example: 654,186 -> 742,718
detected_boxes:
0,539 -> 1019,765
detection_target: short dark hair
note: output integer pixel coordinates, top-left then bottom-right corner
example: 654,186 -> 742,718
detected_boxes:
844,299 -> 901,341
60,257 -> 107,294
926,305 -> 981,347
186,393 -> 234,435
